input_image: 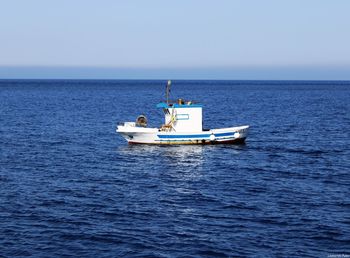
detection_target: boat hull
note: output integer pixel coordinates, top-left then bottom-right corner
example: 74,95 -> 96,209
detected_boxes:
128,137 -> 246,145
117,125 -> 249,145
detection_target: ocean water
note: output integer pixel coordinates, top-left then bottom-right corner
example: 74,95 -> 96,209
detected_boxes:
0,80 -> 349,257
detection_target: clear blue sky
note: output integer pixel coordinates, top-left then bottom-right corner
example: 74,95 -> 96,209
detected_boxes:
1,0 -> 350,79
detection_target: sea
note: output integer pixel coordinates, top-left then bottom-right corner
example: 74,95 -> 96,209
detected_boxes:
0,80 -> 349,257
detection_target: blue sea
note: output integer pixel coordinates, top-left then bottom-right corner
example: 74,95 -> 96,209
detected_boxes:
0,80 -> 349,257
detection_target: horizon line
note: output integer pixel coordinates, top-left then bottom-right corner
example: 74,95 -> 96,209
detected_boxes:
1,66 -> 350,80
1,78 -> 350,82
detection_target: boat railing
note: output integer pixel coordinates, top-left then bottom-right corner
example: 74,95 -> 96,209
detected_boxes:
161,99 -> 199,105
118,122 -> 136,127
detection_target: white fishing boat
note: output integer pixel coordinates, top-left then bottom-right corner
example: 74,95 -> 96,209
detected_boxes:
117,81 -> 249,145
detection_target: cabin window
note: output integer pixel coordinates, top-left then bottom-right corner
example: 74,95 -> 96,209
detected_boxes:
176,114 -> 189,120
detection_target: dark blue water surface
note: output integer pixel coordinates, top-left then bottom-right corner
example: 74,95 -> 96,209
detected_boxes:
1,80 -> 349,257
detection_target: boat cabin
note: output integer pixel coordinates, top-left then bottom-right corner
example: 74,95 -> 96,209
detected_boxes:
156,99 -> 203,132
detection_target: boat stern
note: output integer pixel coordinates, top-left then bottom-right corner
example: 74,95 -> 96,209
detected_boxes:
116,122 -> 159,144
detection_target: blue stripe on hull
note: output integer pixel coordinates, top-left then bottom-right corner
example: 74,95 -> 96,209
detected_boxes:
158,134 -> 210,139
156,136 -> 236,142
215,132 -> 236,137
157,132 -> 235,139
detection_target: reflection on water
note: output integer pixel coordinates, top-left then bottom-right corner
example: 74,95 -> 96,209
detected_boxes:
116,143 -> 247,180
116,145 -> 207,186
117,144 -> 205,168
116,144 -> 249,222
118,143 -> 246,156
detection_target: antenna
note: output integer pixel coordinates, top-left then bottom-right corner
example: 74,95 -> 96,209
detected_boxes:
166,80 -> 171,104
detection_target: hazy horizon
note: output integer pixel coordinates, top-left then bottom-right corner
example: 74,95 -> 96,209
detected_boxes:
1,66 -> 350,80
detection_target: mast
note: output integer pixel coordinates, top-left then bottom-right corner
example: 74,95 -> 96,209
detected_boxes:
166,80 -> 171,104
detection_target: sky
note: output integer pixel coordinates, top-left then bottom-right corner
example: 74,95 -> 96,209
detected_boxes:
0,0 -> 350,80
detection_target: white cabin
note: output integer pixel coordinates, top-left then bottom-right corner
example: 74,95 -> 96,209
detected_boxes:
156,101 -> 203,132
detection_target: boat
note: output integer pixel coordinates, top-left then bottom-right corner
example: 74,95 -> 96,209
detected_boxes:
116,80 -> 249,145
